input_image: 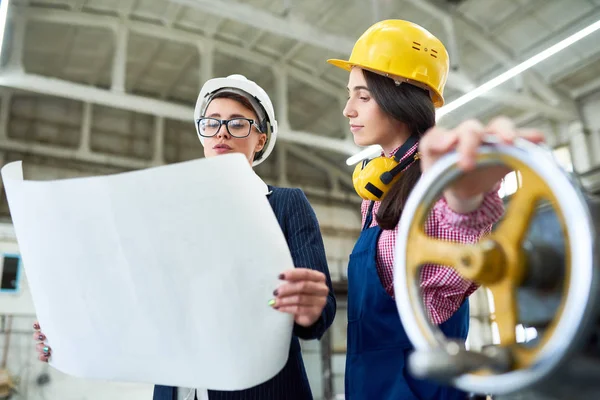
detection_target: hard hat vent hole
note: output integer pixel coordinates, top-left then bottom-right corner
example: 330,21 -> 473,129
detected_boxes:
412,41 -> 421,51
430,54 -> 438,58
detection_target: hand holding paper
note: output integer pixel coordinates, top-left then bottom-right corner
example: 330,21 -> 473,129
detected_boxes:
1,154 -> 295,390
272,268 -> 329,327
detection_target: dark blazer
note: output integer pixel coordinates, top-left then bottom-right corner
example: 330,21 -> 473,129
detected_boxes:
153,186 -> 337,400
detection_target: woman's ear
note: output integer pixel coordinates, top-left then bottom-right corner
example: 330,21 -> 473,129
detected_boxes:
255,133 -> 267,153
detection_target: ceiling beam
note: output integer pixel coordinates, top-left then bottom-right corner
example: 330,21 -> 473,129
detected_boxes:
570,75 -> 600,99
12,7 -> 367,156
549,50 -> 600,84
16,5 -> 579,128
411,0 -> 580,116
407,0 -> 523,91
480,89 -> 576,121
117,0 -> 137,18
455,16 -> 567,106
168,0 -> 355,56
160,51 -> 197,99
0,68 -> 359,157
171,0 -> 575,115
162,3 -> 183,28
19,8 -> 346,100
0,136 -> 150,170
168,0 -> 481,92
19,1 -> 589,122
513,111 -> 543,127
21,6 -> 119,31
404,0 -> 462,71
13,6 -> 506,109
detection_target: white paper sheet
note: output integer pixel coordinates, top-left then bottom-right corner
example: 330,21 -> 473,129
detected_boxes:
1,153 -> 294,390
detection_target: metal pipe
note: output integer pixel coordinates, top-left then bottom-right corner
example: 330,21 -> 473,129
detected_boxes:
320,330 -> 333,400
1,315 -> 12,369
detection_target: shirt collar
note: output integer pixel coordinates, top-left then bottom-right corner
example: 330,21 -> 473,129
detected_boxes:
383,141 -> 419,163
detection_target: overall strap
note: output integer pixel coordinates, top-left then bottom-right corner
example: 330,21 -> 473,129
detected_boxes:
379,135 -> 420,185
362,201 -> 376,231
391,134 -> 419,163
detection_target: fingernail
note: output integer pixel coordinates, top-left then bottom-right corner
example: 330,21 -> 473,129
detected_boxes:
268,299 -> 276,307
33,323 -> 39,329
273,289 -> 279,296
278,273 -> 284,280
38,335 -> 44,341
43,347 -> 49,354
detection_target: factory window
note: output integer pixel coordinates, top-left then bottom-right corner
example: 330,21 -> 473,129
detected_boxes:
0,254 -> 21,293
498,171 -> 521,198
498,146 -> 573,199
487,288 -> 538,345
552,145 -> 573,172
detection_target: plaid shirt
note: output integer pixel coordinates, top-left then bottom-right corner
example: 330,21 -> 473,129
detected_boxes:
361,143 -> 505,324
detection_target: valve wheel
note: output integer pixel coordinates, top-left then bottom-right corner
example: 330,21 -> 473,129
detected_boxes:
394,138 -> 597,395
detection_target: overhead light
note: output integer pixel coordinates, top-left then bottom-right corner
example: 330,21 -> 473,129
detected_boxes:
345,18 -> 600,165
437,18 -> 600,120
0,0 -> 10,58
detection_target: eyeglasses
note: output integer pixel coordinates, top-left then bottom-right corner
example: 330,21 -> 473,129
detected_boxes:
196,117 -> 261,138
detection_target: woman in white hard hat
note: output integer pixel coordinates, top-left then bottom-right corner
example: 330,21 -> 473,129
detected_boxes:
327,20 -> 545,399
33,74 -> 336,400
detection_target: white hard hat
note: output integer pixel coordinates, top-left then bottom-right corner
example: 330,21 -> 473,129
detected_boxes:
194,74 -> 278,167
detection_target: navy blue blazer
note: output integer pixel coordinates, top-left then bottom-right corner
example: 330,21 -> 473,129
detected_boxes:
153,186 -> 337,400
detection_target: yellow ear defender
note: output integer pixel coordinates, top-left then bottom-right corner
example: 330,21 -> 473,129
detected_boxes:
352,135 -> 421,201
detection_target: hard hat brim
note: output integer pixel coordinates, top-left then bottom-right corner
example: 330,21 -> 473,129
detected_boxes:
327,58 -> 353,71
327,58 -> 444,107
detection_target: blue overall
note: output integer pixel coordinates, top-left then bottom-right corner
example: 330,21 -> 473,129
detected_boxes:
345,202 -> 470,400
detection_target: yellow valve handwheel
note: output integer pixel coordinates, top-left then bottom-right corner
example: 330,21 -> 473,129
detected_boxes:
393,137 -> 598,395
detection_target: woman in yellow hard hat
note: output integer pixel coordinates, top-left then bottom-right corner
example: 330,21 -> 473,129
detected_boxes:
328,20 -> 545,399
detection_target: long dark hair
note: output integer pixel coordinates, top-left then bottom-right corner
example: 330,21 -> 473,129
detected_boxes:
362,70 -> 436,230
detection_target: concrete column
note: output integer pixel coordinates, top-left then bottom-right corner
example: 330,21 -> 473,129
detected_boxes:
111,24 -> 128,92
79,102 -> 92,155
153,116 -> 165,165
200,40 -> 214,86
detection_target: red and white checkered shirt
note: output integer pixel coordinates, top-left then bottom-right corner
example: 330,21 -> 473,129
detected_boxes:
361,143 -> 505,325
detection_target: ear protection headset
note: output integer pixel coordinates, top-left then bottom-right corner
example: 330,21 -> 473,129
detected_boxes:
352,135 -> 420,201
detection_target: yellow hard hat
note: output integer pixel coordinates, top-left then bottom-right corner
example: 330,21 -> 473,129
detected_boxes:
328,20 -> 449,107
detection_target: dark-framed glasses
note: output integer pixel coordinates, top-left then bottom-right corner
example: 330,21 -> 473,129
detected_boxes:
196,117 -> 260,138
